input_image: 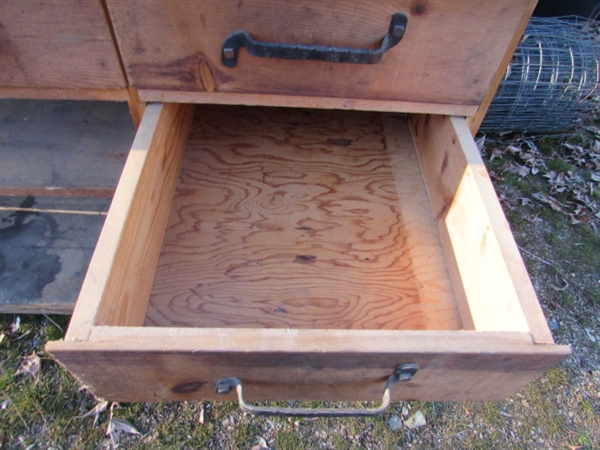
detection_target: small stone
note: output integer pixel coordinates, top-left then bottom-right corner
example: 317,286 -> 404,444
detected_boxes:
548,318 -> 559,331
402,406 -> 410,417
404,411 -> 426,429
387,415 -> 403,431
585,328 -> 596,342
251,436 -> 268,450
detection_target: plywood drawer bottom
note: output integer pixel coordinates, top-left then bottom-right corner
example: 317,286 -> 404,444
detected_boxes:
47,103 -> 570,403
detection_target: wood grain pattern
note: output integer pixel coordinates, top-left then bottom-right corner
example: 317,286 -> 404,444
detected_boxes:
410,114 -> 555,343
0,0 -> 125,90
48,329 -> 570,402
145,106 -> 460,330
105,0 -> 535,112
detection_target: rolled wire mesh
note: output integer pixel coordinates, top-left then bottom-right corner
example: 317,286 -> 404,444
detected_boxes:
480,17 -> 600,133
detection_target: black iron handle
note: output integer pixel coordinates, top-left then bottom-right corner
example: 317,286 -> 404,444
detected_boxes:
222,13 -> 408,68
215,363 -> 418,417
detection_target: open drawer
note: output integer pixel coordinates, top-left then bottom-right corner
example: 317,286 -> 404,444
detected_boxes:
47,103 -> 570,404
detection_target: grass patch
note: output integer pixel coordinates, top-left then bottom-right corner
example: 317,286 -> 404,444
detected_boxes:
546,158 -> 574,173
276,430 -> 304,448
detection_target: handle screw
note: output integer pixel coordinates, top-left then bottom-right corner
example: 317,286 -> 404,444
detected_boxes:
223,47 -> 235,59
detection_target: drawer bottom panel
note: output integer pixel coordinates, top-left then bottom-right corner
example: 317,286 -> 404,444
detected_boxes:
146,106 -> 461,331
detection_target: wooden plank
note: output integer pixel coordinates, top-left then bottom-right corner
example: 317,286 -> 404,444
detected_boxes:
0,187 -> 115,198
0,196 -> 110,314
65,103 -> 194,341
47,328 -> 570,402
139,90 -> 478,117
0,87 -> 129,102
467,0 -> 538,134
145,107 -> 460,331
0,99 -> 134,196
410,115 -> 555,344
106,0 -> 534,112
0,0 -> 125,90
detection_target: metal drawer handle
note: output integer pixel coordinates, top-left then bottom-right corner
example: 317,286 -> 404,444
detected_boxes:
221,13 -> 408,68
215,363 -> 418,417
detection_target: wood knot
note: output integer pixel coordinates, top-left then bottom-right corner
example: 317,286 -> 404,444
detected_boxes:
171,381 -> 207,394
326,138 -> 352,147
294,255 -> 317,264
410,1 -> 428,16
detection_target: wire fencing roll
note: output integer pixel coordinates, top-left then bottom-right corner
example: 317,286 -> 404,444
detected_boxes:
480,17 -> 600,133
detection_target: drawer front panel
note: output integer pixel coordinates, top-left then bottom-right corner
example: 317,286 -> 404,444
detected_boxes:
0,0 -> 125,90
106,0 -> 534,109
48,330 -> 569,403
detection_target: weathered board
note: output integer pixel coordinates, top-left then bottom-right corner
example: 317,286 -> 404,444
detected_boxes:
0,99 -> 134,197
105,0 -> 536,116
0,196 -> 110,313
0,0 -> 125,91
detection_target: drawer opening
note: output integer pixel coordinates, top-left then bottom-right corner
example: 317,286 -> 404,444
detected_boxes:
72,102 -> 550,339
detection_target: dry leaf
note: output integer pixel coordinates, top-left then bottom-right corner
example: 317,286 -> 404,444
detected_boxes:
489,147 -> 505,162
510,163 -> 530,178
10,316 -> 20,334
198,405 -> 205,424
532,193 -> 567,213
475,135 -> 486,153
251,436 -> 269,450
108,418 -> 139,435
14,352 -> 41,382
107,417 -> 140,449
78,400 -> 108,427
524,140 -> 538,151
